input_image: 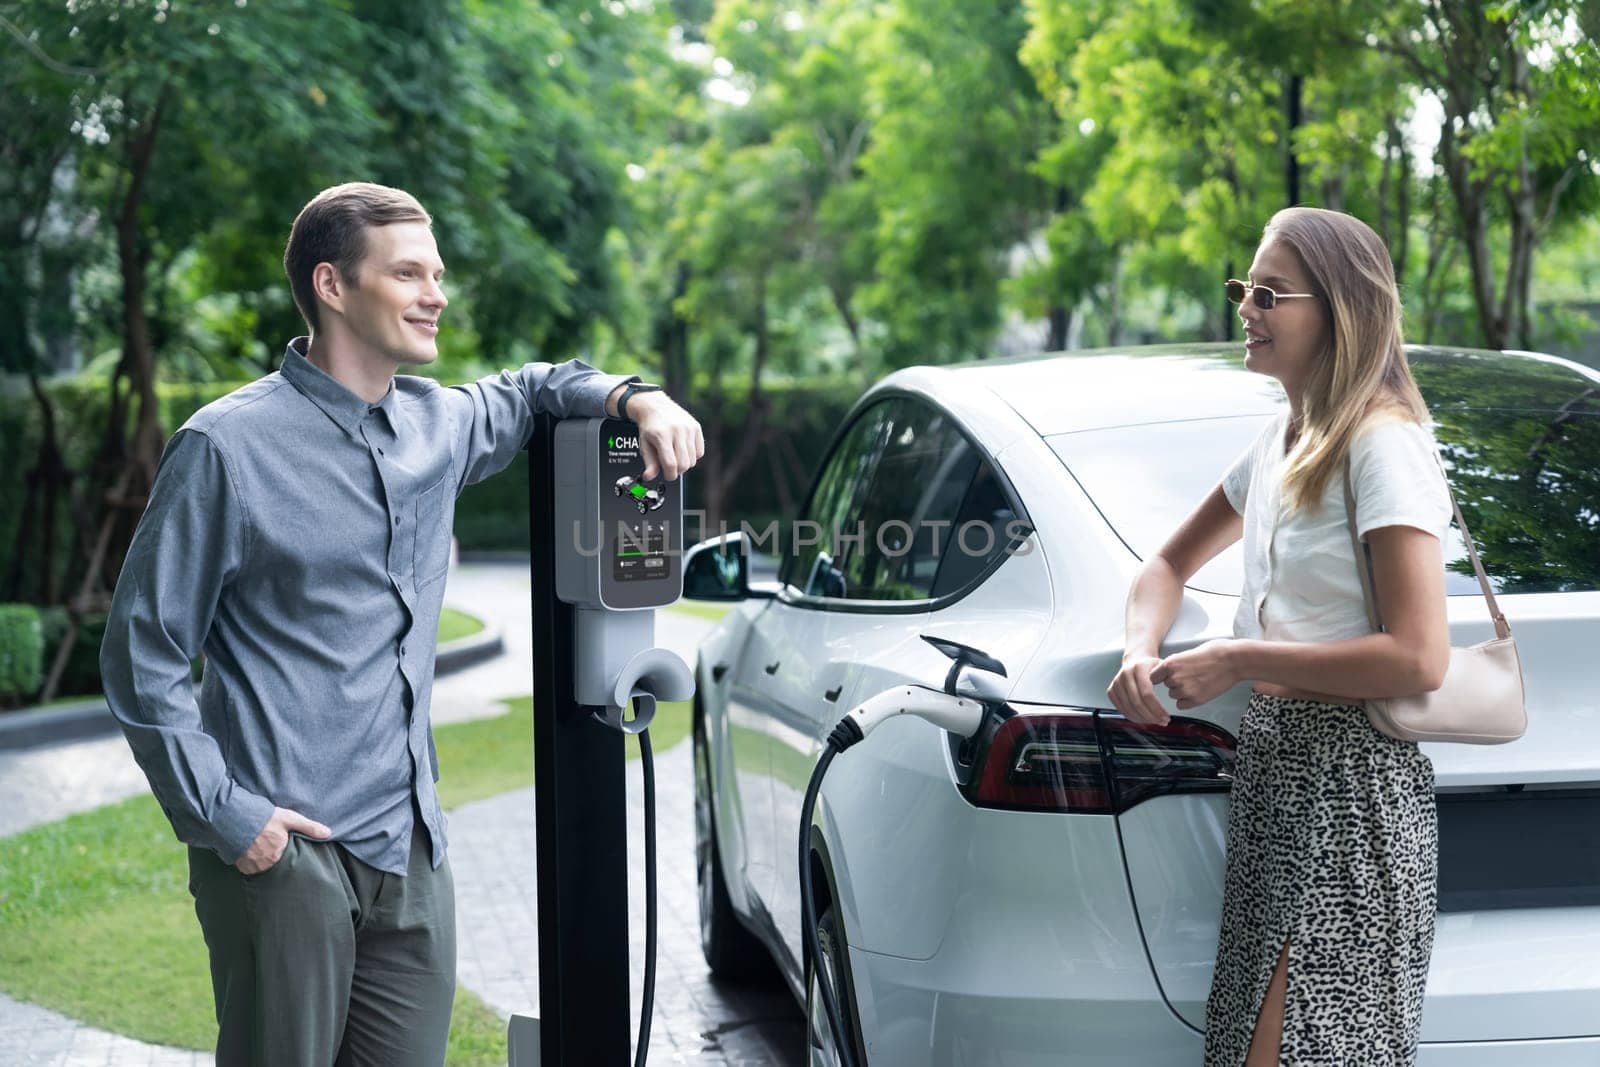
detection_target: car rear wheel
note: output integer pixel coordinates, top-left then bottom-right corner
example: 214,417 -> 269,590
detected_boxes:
694,709 -> 769,979
805,903 -> 864,1066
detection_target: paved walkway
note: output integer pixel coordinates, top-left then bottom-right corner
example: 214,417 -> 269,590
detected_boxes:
0,561 -> 804,1065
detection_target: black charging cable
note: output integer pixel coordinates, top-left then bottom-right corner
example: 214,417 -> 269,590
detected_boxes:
635,717 -> 657,1067
596,693 -> 659,1067
799,717 -> 865,1067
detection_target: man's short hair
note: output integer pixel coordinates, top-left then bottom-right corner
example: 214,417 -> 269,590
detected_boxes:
283,182 -> 432,332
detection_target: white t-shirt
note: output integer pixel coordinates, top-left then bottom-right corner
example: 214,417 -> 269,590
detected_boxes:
1222,412 -> 1452,644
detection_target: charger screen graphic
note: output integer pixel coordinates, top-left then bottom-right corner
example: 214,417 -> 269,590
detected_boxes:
605,434 -> 670,584
554,416 -> 682,611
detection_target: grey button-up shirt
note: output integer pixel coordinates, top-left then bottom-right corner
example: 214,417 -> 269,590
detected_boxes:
101,338 -> 634,874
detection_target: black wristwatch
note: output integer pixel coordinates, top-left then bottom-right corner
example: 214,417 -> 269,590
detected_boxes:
617,381 -> 664,422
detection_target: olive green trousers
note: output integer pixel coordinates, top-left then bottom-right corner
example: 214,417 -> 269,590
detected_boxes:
186,821 -> 456,1066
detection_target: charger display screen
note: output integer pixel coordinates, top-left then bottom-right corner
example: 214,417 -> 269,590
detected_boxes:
602,426 -> 671,584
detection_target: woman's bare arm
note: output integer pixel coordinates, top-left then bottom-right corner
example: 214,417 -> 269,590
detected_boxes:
1153,524 -> 1450,709
1110,484 -> 1243,723
1229,524 -> 1450,699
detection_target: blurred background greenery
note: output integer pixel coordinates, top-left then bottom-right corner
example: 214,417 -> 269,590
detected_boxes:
2,0 -> 1598,704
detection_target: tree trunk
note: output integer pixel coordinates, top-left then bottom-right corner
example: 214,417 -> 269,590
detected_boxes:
828,278 -> 863,356
1047,185 -> 1071,351
1417,187 -> 1460,347
1047,305 -> 1071,352
1500,46 -> 1537,350
1439,113 -> 1503,349
659,262 -> 691,400
1222,259 -> 1235,342
1392,117 -> 1410,283
1284,74 -> 1303,207
698,276 -> 775,537
6,367 -> 72,604
1105,254 -> 1124,346
106,83 -> 171,465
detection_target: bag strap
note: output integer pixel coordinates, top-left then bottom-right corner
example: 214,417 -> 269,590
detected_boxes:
1341,446 -> 1511,640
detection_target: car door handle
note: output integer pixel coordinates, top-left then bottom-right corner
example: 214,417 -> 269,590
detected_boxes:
712,663 -> 729,683
824,685 -> 843,703
765,660 -> 781,675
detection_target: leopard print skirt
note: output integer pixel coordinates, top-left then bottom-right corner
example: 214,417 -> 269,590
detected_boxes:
1202,691 -> 1438,1066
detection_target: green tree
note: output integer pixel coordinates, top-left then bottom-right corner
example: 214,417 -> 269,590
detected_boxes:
1371,0 -> 1600,349
0,11 -> 87,602
1025,0 -> 1287,342
858,0 -> 1056,363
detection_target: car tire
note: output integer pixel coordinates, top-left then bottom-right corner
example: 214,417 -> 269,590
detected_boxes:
805,902 -> 866,1066
694,708 -> 771,981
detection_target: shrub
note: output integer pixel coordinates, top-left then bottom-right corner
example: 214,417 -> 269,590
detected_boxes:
0,604 -> 44,706
39,608 -> 110,699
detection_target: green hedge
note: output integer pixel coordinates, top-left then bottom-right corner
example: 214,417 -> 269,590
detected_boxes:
0,604 -> 44,706
454,378 -> 862,550
0,377 -> 238,605
4,371 -> 862,564
3,370 -> 862,702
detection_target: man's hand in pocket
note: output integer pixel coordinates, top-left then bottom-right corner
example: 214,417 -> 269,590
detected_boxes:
235,807 -> 333,874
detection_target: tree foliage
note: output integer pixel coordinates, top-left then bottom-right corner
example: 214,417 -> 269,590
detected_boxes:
2,0 -> 1598,607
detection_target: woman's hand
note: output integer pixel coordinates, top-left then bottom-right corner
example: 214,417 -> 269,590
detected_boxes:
1108,654 -> 1171,725
1150,640 -> 1239,711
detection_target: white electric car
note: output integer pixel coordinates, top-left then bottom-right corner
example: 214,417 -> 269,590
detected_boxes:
684,343 -> 1600,1066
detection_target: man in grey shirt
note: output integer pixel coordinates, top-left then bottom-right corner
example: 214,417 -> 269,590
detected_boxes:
100,182 -> 704,1065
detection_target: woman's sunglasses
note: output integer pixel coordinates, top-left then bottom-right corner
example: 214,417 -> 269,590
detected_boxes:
1225,279 -> 1318,310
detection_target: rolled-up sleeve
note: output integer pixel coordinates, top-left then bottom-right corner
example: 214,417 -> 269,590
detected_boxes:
448,358 -> 637,490
100,429 -> 275,862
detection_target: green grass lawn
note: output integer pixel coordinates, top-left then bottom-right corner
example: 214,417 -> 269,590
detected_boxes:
437,606 -> 487,644
0,694 -> 691,1064
662,599 -> 735,623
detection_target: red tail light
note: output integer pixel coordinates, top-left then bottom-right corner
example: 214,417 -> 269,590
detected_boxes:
966,710 -> 1236,815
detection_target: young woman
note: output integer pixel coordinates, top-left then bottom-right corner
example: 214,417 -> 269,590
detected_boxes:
1107,207 -> 1451,1066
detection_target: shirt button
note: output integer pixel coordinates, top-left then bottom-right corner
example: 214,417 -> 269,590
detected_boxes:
400,645 -> 407,657
394,515 -> 400,525
377,447 -> 385,456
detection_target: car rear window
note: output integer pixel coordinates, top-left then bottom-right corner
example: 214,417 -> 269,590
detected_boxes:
1048,398 -> 1600,597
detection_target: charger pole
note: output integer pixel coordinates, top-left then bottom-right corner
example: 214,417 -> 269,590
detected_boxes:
528,411 -> 632,1064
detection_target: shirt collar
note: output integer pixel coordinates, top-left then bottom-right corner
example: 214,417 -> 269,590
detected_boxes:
280,337 -> 399,436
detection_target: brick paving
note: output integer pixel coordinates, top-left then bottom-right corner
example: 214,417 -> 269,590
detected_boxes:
450,744 -> 805,1065
0,561 -> 805,1065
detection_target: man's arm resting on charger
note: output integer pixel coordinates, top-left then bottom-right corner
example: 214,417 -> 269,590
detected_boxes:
449,360 -> 703,488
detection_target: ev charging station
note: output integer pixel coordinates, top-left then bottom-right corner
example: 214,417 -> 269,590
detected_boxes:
509,412 -> 694,1067
505,410 -> 1006,1067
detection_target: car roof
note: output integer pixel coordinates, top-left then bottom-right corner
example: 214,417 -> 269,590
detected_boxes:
915,342 -> 1599,438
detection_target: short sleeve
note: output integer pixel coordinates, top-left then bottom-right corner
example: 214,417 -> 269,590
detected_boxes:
1221,445 -> 1252,514
1222,416 -> 1278,515
1350,418 -> 1452,542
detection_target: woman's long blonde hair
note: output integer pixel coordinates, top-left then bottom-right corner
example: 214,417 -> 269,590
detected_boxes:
1266,207 -> 1431,511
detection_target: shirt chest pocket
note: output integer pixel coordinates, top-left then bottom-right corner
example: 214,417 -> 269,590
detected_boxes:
414,475 -> 455,589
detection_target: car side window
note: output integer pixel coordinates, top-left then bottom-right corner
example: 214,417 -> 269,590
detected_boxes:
784,396 -> 1020,603
781,404 -> 889,597
929,460 -> 1021,598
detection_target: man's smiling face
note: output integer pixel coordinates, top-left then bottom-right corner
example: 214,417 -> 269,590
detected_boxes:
336,221 -> 448,368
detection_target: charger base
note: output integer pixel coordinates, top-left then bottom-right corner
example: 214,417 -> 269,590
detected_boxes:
508,1013 -> 541,1066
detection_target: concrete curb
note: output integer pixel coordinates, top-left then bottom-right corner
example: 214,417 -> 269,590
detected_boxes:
0,622 -> 505,753
0,697 -> 118,752
434,623 -> 505,676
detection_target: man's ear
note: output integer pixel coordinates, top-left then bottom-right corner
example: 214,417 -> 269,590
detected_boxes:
312,262 -> 348,318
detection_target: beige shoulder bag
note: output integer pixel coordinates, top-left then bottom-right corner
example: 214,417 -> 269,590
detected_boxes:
1341,454 -> 1527,745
